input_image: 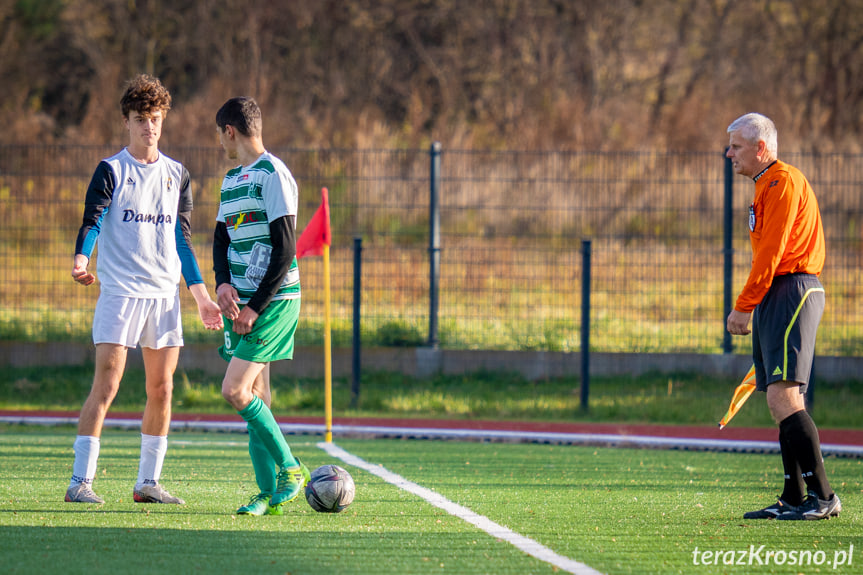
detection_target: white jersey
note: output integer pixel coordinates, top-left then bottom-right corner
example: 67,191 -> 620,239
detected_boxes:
75,148 -> 202,298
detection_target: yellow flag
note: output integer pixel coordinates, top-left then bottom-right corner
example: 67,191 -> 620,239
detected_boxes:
718,365 -> 756,429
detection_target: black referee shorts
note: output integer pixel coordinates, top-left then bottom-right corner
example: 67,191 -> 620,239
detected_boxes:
752,273 -> 825,394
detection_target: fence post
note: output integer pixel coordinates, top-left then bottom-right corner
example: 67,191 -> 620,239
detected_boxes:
428,141 -> 442,349
722,150 -> 734,353
351,236 -> 362,408
580,239 -> 591,412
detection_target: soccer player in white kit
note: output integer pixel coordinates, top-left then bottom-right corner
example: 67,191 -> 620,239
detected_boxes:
66,74 -> 223,504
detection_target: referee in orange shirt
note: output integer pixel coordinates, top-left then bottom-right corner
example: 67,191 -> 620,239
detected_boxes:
725,113 -> 841,521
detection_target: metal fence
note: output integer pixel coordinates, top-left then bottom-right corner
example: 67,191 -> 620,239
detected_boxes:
1,145 -> 862,358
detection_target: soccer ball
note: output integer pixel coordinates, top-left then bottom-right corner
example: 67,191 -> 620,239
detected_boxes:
304,464 -> 355,513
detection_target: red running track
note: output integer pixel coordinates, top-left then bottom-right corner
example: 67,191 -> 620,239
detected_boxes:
3,409 -> 863,446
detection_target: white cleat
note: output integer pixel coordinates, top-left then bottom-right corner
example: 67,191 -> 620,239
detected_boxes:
133,483 -> 185,504
65,483 -> 105,504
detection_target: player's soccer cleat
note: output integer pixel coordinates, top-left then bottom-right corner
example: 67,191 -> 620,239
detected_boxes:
776,492 -> 841,521
237,493 -> 273,516
264,459 -> 310,514
270,467 -> 302,507
133,483 -> 186,504
65,483 -> 104,504
292,458 -> 311,488
742,498 -> 798,519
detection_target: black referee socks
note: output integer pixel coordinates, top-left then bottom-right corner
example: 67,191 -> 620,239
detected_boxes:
779,410 -> 834,501
778,424 -> 806,506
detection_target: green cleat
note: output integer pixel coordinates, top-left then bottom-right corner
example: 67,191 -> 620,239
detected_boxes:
266,459 -> 310,514
270,467 -> 302,507
293,458 -> 311,489
237,493 -> 271,516
266,502 -> 283,516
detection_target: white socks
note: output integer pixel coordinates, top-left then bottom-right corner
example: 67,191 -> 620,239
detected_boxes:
70,435 -> 100,488
71,434 -> 169,491
136,433 -> 168,489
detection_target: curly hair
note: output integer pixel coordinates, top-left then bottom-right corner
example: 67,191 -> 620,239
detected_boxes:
120,74 -> 172,118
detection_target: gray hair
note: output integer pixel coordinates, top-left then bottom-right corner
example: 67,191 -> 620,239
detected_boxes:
727,113 -> 778,156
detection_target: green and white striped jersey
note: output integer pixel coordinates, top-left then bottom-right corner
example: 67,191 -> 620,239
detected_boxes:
216,151 -> 300,303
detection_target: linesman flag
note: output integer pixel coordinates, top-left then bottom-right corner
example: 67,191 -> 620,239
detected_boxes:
297,187 -> 333,442
718,364 -> 756,429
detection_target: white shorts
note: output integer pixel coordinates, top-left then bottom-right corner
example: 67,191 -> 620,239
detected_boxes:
92,293 -> 184,349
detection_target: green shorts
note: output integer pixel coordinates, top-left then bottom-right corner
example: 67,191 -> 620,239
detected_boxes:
219,298 -> 301,363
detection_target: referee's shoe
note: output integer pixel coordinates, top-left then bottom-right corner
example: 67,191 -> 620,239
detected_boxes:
777,492 -> 841,521
743,498 -> 797,519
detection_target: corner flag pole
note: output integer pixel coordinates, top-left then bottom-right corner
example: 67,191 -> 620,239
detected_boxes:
323,241 -> 333,443
295,187 -> 333,442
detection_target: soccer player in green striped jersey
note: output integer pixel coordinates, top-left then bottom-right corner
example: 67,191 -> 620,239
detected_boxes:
213,98 -> 309,515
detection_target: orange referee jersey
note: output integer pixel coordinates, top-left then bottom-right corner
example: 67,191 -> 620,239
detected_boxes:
735,160 -> 825,313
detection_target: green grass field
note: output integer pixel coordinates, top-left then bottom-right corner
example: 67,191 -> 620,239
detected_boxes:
1,426 -> 860,574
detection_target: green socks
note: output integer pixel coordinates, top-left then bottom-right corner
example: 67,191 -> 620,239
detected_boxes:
248,427 -> 277,494
238,395 -> 298,471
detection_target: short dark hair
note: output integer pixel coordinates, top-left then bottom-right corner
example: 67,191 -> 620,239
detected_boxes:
120,74 -> 171,118
216,97 -> 262,138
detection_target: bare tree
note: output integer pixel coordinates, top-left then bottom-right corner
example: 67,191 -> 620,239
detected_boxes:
1,0 -> 861,150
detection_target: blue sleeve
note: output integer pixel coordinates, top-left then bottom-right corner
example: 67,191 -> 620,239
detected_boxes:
75,161 -> 115,258
175,168 -> 203,286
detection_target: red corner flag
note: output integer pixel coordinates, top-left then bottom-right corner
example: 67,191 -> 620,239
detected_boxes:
297,187 -> 331,258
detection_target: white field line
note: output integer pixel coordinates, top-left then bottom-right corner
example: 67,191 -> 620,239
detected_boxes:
318,441 -> 604,575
